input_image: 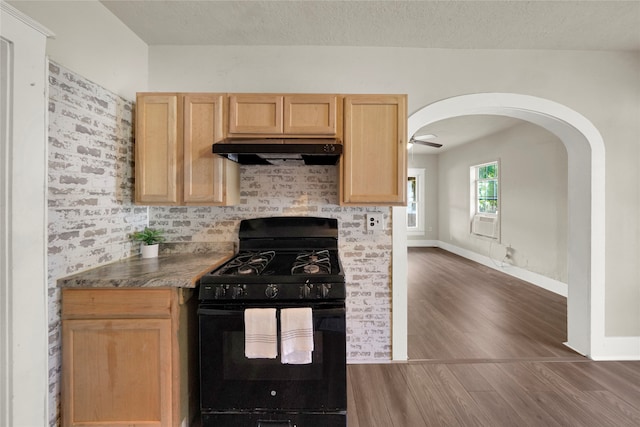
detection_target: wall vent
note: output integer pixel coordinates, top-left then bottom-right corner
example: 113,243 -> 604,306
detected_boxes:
471,215 -> 499,239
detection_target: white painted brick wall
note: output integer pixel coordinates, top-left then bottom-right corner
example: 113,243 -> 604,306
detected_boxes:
150,165 -> 394,362
47,62 -> 146,426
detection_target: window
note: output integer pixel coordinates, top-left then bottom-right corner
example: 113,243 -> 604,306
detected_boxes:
407,168 -> 425,234
476,162 -> 499,215
408,176 -> 418,227
470,161 -> 500,240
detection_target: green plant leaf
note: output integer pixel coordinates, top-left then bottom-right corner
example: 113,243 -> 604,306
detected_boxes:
131,227 -> 165,245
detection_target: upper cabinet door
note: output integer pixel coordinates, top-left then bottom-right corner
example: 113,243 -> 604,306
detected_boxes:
342,94 -> 407,205
136,93 -> 239,206
183,94 -> 227,204
135,94 -> 181,205
228,94 -> 283,134
284,95 -> 338,135
228,94 -> 339,136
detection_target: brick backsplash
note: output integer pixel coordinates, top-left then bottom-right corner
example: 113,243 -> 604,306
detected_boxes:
47,62 -> 146,426
46,62 -> 394,426
150,166 -> 394,362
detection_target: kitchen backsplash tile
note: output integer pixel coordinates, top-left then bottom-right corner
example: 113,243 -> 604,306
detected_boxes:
149,166 -> 393,362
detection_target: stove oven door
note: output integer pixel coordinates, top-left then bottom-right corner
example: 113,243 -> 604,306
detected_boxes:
198,302 -> 346,414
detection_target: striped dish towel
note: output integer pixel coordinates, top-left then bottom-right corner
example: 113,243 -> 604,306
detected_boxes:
280,307 -> 314,364
244,308 -> 277,359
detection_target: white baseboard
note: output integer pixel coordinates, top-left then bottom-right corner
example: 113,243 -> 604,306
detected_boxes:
409,240 -> 568,297
590,336 -> 640,361
406,239 -> 439,247
347,359 -> 394,364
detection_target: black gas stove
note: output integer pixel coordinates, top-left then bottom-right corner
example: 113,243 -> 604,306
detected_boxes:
198,217 -> 347,427
199,216 -> 345,302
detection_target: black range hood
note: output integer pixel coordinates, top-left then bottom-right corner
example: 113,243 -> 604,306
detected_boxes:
213,138 -> 342,165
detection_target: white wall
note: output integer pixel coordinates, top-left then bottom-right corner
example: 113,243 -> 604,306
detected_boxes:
436,121 -> 568,282
7,0 -> 148,100
149,45 -> 639,337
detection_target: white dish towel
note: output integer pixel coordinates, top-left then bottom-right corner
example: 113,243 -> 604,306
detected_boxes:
280,307 -> 314,364
244,308 -> 277,359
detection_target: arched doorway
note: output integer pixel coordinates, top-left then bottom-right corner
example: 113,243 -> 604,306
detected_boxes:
392,93 -> 605,360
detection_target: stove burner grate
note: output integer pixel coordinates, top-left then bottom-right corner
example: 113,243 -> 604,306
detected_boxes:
217,251 -> 275,276
292,249 -> 332,275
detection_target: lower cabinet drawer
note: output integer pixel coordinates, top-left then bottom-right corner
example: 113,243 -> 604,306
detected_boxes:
62,288 -> 172,319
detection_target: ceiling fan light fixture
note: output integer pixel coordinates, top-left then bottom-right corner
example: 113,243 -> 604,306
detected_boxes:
413,133 -> 438,141
409,137 -> 443,148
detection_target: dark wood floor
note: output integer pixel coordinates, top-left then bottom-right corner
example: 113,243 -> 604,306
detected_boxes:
347,248 -> 640,426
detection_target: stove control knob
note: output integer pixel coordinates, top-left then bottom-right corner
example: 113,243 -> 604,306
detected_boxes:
214,285 -> 226,299
265,284 -> 279,299
300,283 -> 312,299
231,285 -> 245,299
318,283 -> 332,298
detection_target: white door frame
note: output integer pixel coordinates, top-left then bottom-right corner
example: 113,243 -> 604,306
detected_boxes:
392,92 -> 606,360
1,3 -> 53,425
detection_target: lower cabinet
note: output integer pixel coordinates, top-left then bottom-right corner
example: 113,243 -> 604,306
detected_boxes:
61,288 -> 198,427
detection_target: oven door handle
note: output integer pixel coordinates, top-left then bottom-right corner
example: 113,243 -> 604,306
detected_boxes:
198,308 -> 242,316
198,307 -> 345,316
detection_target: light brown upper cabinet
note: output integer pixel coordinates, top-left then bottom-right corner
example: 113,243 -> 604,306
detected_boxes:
341,94 -> 408,205
183,94 -> 239,205
229,94 -> 339,136
284,95 -> 339,135
136,93 -> 239,206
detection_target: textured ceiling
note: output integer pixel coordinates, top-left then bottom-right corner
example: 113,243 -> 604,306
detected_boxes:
94,1 -> 638,153
99,0 -> 640,51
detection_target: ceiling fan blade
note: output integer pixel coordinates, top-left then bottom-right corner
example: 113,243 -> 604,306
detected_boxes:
410,138 -> 443,148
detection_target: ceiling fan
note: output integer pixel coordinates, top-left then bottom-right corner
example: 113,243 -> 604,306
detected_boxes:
409,134 -> 442,148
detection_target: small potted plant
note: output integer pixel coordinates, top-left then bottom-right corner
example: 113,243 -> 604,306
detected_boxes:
132,227 -> 165,258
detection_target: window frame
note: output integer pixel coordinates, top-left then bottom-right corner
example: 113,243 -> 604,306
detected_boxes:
469,160 -> 501,240
475,161 -> 499,216
407,168 -> 425,235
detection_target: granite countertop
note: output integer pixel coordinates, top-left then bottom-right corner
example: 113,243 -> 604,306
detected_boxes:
57,242 -> 235,289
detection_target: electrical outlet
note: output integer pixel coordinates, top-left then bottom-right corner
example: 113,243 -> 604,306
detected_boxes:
366,213 -> 384,231
505,245 -> 514,259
